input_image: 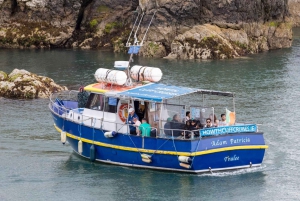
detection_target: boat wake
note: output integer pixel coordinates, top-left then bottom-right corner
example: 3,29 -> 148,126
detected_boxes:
197,164 -> 267,177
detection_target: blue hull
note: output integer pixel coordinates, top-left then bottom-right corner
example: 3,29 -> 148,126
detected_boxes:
51,112 -> 267,173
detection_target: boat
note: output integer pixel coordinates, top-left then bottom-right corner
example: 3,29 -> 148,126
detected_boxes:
48,12 -> 268,173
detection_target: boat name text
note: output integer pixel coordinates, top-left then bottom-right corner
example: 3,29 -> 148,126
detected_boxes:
211,137 -> 251,146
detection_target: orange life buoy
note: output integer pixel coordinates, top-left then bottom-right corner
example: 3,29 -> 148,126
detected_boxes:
118,104 -> 132,122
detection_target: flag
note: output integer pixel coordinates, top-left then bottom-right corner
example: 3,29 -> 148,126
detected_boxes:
226,108 -> 236,125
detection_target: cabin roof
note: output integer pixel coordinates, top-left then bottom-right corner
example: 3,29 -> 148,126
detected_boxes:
84,83 -> 234,102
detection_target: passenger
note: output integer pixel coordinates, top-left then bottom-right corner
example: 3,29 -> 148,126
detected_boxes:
164,117 -> 172,135
132,117 -> 141,135
204,118 -> 213,128
209,114 -> 219,127
170,114 -> 184,137
185,111 -> 191,122
190,119 -> 200,137
172,114 -> 180,122
77,86 -> 89,108
126,108 -> 139,135
218,113 -> 228,127
139,118 -> 151,137
181,120 -> 192,139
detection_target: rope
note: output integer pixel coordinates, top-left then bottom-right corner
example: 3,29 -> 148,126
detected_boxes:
171,136 -> 180,161
149,138 -> 170,157
140,66 -> 146,81
137,66 -> 144,81
189,137 -> 201,168
105,70 -> 112,80
127,134 -> 143,155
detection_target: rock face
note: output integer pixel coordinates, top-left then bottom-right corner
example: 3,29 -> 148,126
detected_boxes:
0,0 -> 298,59
0,69 -> 68,99
288,0 -> 300,27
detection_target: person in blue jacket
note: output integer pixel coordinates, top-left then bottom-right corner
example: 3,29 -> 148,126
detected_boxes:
126,108 -> 139,135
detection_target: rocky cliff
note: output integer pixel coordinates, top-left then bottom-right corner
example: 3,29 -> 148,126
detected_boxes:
0,0 -> 298,59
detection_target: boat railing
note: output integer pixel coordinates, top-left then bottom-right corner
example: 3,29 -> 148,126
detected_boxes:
50,90 -> 79,102
49,101 -> 203,140
158,128 -> 200,140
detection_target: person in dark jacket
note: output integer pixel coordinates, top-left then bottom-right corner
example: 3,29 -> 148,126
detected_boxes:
77,86 -> 89,108
170,114 -> 185,137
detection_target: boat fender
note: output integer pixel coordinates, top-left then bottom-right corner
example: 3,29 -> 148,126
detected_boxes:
61,131 -> 67,144
104,131 -> 117,138
78,140 -> 83,154
179,163 -> 191,169
90,145 -> 96,162
142,158 -> 152,163
141,154 -> 151,159
178,156 -> 192,163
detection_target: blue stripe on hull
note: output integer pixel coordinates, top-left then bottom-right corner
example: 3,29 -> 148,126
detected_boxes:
67,136 -> 265,172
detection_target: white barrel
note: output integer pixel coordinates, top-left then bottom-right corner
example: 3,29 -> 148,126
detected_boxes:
178,156 -> 192,163
95,68 -> 127,85
78,140 -> 83,154
130,65 -> 162,82
61,131 -> 66,144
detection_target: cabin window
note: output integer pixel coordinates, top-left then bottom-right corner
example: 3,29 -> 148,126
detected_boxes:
87,94 -> 119,113
104,97 -> 119,113
87,94 -> 104,111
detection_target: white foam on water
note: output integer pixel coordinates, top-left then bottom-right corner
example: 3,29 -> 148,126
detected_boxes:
196,164 -> 267,177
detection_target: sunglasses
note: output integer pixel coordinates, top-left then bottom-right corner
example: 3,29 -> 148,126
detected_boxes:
206,121 -> 211,123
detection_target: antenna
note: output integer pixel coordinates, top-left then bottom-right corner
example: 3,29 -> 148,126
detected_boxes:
123,10 -> 156,86
126,12 -> 140,47
140,11 -> 157,46
133,12 -> 145,46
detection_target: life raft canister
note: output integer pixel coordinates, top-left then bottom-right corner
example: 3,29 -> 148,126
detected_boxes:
118,104 -> 132,122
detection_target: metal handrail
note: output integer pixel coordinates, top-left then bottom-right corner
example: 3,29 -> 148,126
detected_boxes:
49,95 -> 202,140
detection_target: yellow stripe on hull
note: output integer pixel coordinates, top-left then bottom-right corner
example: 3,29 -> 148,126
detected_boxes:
55,125 -> 268,157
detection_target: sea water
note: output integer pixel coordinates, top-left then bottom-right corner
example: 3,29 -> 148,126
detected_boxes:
1,28 -> 300,200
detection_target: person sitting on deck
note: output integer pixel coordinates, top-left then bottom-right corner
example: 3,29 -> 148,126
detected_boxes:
181,120 -> 192,139
164,117 -> 172,135
132,117 -> 141,135
170,114 -> 185,137
204,118 -> 213,128
139,118 -> 151,137
190,119 -> 200,137
209,114 -> 219,127
218,113 -> 228,127
185,111 -> 191,122
126,108 -> 139,135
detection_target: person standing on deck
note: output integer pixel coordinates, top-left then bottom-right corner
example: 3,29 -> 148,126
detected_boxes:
139,118 -> 151,137
77,86 -> 89,108
126,108 -> 139,135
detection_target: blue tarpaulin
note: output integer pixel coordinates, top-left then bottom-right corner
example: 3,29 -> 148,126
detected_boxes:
118,83 -> 197,102
128,46 -> 141,54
